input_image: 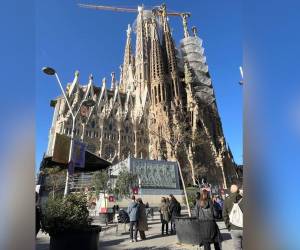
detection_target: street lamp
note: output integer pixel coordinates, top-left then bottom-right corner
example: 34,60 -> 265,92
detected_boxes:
42,66 -> 95,197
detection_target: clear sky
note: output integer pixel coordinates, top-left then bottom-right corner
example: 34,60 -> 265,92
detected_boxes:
36,0 -> 242,172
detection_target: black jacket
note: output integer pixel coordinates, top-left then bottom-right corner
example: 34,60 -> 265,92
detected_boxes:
195,200 -> 223,244
222,193 -> 243,230
169,200 -> 181,220
195,200 -> 214,221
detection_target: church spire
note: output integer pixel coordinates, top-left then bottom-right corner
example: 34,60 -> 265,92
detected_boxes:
135,6 -> 149,90
68,70 -> 80,97
120,24 -> 132,93
150,16 -> 165,80
161,4 -> 182,105
149,15 -> 168,106
161,4 -> 177,75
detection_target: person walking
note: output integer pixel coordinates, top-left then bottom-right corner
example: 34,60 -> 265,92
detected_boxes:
127,195 -> 139,242
159,197 -> 170,235
223,184 -> 243,250
195,190 -> 222,250
136,198 -> 148,240
169,194 -> 181,234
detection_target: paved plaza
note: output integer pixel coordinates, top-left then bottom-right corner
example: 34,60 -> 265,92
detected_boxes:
36,210 -> 235,250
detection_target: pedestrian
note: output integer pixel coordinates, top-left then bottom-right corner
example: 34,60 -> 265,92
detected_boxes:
195,189 -> 222,250
136,198 -> 148,240
212,195 -> 222,220
216,195 -> 224,210
169,194 -> 181,234
159,197 -> 170,235
145,202 -> 149,208
36,192 -> 41,236
223,184 -> 243,250
127,195 -> 139,242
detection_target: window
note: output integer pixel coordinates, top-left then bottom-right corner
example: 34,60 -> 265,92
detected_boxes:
158,85 -> 161,102
91,120 -> 96,128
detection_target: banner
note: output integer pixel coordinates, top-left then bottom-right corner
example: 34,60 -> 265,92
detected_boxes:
132,187 -> 139,195
71,140 -> 86,168
52,133 -> 71,164
108,196 -> 115,202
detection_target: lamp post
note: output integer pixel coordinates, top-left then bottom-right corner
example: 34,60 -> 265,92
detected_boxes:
42,67 -> 96,197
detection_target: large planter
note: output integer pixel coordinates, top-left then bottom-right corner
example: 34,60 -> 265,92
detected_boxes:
49,225 -> 101,250
175,217 -> 221,246
175,217 -> 200,245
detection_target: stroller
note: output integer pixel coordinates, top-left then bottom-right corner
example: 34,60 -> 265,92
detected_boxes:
116,209 -> 130,233
117,209 -> 130,223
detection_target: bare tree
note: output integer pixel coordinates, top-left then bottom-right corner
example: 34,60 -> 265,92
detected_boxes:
43,167 -> 66,199
149,105 -> 210,185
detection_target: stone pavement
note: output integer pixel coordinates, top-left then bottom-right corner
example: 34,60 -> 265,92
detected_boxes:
36,211 -> 235,250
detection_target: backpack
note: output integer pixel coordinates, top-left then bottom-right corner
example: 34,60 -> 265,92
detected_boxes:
229,198 -> 243,227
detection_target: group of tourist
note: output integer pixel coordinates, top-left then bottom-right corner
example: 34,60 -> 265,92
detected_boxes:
36,183 -> 243,250
127,196 -> 148,242
126,194 -> 182,242
193,184 -> 243,250
159,194 -> 181,235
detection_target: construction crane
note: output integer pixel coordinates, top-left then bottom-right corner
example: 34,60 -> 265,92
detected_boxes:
78,3 -> 191,18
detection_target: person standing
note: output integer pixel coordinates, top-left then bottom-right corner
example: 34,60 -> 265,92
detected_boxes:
195,190 -> 222,250
136,198 -> 148,240
169,194 -> 181,234
159,197 -> 170,235
127,195 -> 139,242
212,195 -> 222,220
223,184 -> 243,250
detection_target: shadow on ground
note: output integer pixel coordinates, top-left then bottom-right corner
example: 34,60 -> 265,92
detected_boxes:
99,238 -> 127,247
221,233 -> 232,241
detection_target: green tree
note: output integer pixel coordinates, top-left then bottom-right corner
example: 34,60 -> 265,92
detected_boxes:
114,168 -> 137,198
91,170 -> 109,196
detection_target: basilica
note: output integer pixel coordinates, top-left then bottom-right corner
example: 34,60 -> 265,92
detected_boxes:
46,4 -> 238,188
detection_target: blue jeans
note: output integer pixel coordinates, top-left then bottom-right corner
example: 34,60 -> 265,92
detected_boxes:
130,221 -> 138,240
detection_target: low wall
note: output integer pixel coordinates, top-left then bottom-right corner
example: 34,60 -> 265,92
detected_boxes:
108,189 -> 185,208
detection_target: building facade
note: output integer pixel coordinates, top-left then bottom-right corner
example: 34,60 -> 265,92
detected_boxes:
47,4 -> 238,188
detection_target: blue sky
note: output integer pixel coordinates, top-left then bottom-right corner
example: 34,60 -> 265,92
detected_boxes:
36,0 -> 242,171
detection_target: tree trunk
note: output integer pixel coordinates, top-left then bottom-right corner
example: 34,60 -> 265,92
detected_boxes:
176,160 -> 191,217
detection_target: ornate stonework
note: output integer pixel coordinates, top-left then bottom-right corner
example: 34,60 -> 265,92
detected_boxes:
47,5 -> 238,188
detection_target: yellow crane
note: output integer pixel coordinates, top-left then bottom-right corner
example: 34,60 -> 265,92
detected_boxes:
78,3 -> 191,18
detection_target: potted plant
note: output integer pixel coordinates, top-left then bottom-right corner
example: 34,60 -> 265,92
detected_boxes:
41,193 -> 101,250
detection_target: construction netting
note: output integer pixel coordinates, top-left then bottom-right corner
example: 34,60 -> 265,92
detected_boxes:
177,36 -> 215,105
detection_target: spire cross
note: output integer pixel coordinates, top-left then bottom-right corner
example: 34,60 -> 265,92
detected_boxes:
181,13 -> 190,38
192,26 -> 198,37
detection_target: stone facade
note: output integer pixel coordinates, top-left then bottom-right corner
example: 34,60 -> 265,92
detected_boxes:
47,4 -> 238,188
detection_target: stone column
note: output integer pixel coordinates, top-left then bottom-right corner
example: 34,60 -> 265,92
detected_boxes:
118,129 -> 121,159
134,129 -> 138,158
